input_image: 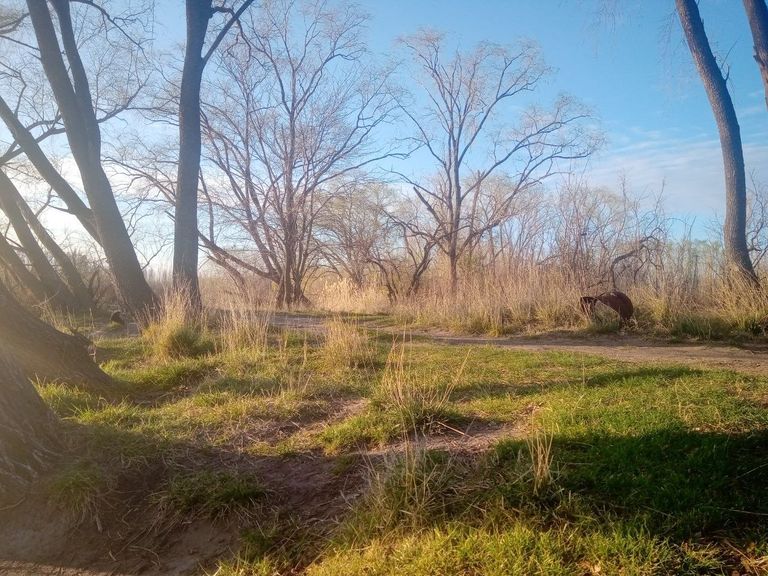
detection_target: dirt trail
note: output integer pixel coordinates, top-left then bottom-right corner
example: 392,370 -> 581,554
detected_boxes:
418,332 -> 768,376
274,313 -> 768,376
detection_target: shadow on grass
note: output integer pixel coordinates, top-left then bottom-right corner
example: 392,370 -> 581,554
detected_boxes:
458,365 -> 708,402
0,415 -> 358,576
495,427 -> 768,538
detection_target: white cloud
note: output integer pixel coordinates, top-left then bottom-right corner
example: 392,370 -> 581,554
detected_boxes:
586,132 -> 768,220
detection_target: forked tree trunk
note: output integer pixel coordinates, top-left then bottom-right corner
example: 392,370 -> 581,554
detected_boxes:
743,0 -> 768,111
676,0 -> 758,283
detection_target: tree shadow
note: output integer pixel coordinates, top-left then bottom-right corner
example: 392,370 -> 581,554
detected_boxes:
458,365 -> 706,402
495,427 -> 768,538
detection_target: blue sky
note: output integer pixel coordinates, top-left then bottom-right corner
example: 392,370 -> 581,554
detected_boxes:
347,0 -> 768,222
150,0 -> 765,230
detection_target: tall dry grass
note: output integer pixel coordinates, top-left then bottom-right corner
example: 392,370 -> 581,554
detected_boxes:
299,259 -> 768,339
142,288 -> 213,359
314,277 -> 390,314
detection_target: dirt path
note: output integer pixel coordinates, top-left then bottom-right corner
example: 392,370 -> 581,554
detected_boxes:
415,332 -> 768,376
273,313 -> 768,376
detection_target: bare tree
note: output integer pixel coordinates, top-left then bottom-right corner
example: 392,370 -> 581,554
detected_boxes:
549,180 -> 667,291
201,0 -> 399,307
398,31 -> 597,294
316,182 -> 392,288
743,0 -> 768,111
174,0 -> 255,309
21,0 -> 159,312
676,0 -> 757,283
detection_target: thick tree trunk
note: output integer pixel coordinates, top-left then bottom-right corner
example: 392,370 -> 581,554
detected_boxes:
0,282 -> 112,390
0,282 -> 113,497
743,0 -> 768,111
26,0 -> 156,314
676,0 -> 758,283
0,350 -> 60,498
174,0 -> 212,311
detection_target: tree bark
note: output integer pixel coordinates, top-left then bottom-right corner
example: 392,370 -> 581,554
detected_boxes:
743,0 -> 768,111
676,0 -> 758,282
174,0 -> 212,310
26,0 -> 156,314
0,281 -> 112,390
0,350 -> 60,499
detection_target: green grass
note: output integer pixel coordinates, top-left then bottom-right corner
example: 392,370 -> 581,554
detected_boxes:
159,469 -> 265,520
35,321 -> 768,574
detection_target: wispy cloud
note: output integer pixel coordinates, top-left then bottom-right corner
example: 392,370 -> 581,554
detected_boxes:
586,130 -> 768,220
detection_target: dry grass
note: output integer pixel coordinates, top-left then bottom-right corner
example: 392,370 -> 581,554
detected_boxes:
314,278 -> 390,314
376,338 -> 466,432
216,301 -> 273,358
142,289 -> 212,360
322,318 -> 374,369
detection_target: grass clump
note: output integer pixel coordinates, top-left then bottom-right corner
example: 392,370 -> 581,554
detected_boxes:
343,446 -> 464,538
323,318 -> 374,369
142,290 -> 212,360
36,380 -> 101,416
216,303 -> 272,356
47,461 -> 108,527
375,339 -> 465,432
159,469 -> 265,521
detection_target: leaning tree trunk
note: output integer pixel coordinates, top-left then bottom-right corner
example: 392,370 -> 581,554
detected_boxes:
26,0 -> 156,315
743,0 -> 768,111
0,281 -> 112,389
0,170 -> 80,312
0,282 -> 113,497
676,0 -> 758,283
0,350 -> 60,498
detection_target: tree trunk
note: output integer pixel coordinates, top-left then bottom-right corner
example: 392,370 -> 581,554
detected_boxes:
0,95 -> 99,240
0,281 -> 112,390
10,182 -> 94,311
174,0 -> 212,311
0,232 -> 49,302
26,0 -> 156,314
0,350 -> 60,498
676,0 -> 758,283
743,0 -> 768,111
0,281 -> 114,497
0,171 -> 81,312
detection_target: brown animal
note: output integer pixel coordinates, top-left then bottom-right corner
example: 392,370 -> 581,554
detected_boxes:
580,290 -> 634,328
110,310 -> 125,326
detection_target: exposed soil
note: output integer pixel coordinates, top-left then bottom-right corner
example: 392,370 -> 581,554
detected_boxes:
419,332 -> 768,376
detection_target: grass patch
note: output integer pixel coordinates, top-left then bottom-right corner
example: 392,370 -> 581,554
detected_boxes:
46,461 -> 108,526
323,318 -> 374,369
33,321 -> 768,575
158,469 -> 265,521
